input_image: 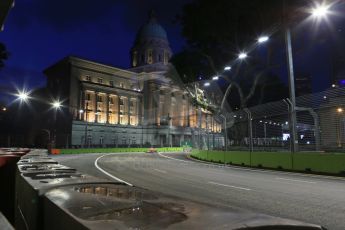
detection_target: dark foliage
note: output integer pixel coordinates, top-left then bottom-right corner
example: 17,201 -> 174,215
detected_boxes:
170,0 -> 308,108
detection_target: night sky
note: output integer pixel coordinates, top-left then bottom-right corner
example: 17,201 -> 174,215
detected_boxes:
0,0 -> 190,102
0,0 -> 344,103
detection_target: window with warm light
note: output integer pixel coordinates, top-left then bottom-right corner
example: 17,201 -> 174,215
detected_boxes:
86,93 -> 91,101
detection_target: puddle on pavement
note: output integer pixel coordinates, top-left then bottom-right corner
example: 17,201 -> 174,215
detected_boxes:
70,185 -> 188,228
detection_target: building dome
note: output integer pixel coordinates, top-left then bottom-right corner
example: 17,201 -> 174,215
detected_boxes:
130,10 -> 172,69
136,13 -> 168,41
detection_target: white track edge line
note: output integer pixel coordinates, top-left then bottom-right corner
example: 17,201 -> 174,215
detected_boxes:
94,154 -> 133,186
275,177 -> 316,184
208,181 -> 252,191
157,152 -> 191,163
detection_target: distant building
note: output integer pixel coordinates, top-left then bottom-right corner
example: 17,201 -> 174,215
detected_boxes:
44,11 -> 223,148
331,52 -> 345,87
295,74 -> 312,96
330,26 -> 345,87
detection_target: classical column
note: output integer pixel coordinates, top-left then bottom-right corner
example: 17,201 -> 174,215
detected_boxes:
94,91 -> 98,123
187,96 -> 190,127
127,96 -> 131,125
137,97 -> 141,125
106,93 -> 109,124
156,90 -> 160,125
118,95 -> 121,124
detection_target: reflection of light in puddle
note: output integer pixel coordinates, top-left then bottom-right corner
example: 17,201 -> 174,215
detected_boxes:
49,190 -> 71,206
61,185 -> 188,228
75,185 -> 158,200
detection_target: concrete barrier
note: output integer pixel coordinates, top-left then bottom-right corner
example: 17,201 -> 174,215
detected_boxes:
15,156 -> 109,230
0,152 -> 25,224
0,211 -> 13,230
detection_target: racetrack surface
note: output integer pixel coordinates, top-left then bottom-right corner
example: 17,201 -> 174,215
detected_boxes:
53,152 -> 345,230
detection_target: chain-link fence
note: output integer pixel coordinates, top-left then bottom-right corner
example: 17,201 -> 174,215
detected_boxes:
223,87 -> 345,152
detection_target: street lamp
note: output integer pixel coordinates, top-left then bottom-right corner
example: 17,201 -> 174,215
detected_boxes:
311,4 -> 330,18
238,52 -> 247,60
52,101 -> 62,109
258,36 -> 269,43
204,82 -> 210,87
336,107 -> 343,147
212,76 -> 219,81
16,91 -> 30,103
285,3 -> 332,153
224,66 -> 231,71
51,100 -> 62,148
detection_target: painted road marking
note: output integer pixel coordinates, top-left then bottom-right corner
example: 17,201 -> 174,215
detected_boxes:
208,181 -> 251,191
153,168 -> 167,174
275,177 -> 316,184
157,152 -> 191,163
94,154 -> 133,186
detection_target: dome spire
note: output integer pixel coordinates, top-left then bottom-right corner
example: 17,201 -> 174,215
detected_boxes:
148,9 -> 157,23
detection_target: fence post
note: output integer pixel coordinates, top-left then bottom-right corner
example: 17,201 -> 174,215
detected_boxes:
244,109 -> 253,166
220,114 -> 227,152
284,99 -> 294,169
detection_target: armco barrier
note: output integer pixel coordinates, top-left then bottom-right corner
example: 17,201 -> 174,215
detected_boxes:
191,150 -> 345,174
251,152 -> 292,169
293,153 -> 345,174
226,151 -> 250,165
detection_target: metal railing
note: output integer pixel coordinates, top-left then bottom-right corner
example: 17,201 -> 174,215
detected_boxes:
223,87 -> 345,152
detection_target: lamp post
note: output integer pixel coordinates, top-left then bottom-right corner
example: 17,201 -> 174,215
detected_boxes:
285,27 -> 298,153
284,2 -> 331,153
51,101 -> 61,148
337,107 -> 343,147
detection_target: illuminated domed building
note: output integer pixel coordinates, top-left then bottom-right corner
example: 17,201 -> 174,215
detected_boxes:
44,11 -> 223,148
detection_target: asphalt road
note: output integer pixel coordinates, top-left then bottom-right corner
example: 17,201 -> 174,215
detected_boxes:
53,152 -> 345,230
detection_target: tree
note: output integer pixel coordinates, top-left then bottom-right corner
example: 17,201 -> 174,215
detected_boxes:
0,42 -> 8,69
171,0 -> 307,110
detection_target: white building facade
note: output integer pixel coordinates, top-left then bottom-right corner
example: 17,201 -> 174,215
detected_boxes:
44,12 -> 224,148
